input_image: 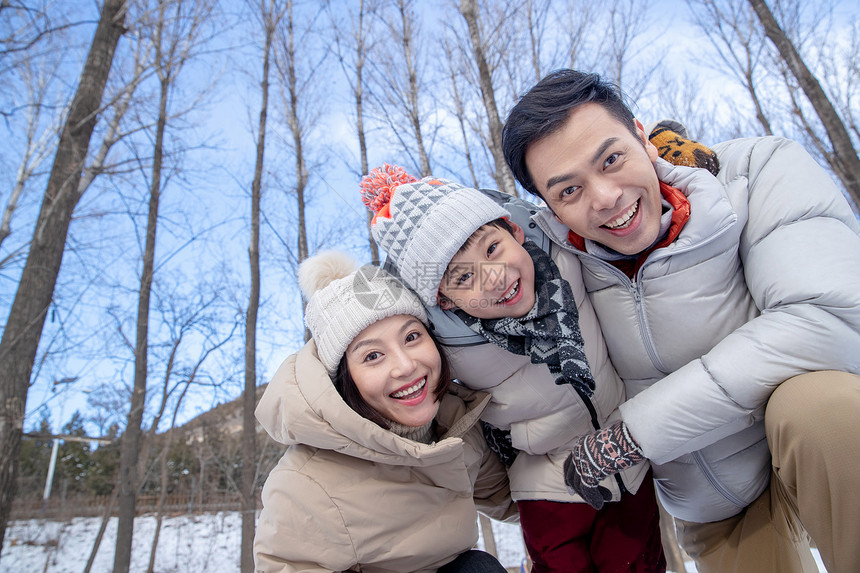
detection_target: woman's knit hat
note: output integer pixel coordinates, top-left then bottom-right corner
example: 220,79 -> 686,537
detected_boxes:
360,164 -> 510,306
298,250 -> 428,375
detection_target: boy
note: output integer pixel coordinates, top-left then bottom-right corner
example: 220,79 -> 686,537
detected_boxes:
502,69 -> 860,573
359,164 -> 664,571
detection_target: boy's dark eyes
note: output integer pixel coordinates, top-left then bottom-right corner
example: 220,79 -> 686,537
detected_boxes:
487,242 -> 498,256
457,271 -> 474,284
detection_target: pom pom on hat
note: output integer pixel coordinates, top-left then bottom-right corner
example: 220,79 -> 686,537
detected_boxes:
359,164 -> 510,306
360,163 -> 418,214
298,250 -> 359,299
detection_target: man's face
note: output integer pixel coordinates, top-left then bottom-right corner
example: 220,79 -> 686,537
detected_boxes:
524,103 -> 662,256
438,222 -> 536,320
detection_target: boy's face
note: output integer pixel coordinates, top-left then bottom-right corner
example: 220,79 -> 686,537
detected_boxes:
524,103 -> 663,256
438,222 -> 536,319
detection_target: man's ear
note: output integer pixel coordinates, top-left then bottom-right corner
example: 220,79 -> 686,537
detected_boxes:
634,118 -> 659,162
507,220 -> 526,245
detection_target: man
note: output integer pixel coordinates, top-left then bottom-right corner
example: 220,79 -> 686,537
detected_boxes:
501,69 -> 860,573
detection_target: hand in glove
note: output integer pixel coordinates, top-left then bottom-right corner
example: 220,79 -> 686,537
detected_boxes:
563,420 -> 646,510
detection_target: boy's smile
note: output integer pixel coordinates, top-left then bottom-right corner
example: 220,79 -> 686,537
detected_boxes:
438,222 -> 536,319
524,103 -> 663,256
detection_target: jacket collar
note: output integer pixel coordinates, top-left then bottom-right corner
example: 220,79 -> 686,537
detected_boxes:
256,339 -> 490,467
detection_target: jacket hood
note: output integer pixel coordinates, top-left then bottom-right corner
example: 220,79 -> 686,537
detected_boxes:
256,340 -> 491,468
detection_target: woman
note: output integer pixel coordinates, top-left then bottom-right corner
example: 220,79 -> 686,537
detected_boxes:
254,251 -> 517,573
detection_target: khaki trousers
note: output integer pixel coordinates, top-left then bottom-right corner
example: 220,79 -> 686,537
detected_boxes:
674,371 -> 860,573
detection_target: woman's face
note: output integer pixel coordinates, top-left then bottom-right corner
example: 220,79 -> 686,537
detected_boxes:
345,314 -> 442,428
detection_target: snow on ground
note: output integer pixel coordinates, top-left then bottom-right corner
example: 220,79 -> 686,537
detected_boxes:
1,512 -> 827,572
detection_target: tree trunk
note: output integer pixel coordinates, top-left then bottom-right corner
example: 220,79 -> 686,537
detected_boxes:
113,54 -> 171,573
353,0 -> 380,266
83,482 -> 120,573
442,40 -> 479,189
744,69 -> 774,135
146,445 -> 169,573
748,0 -> 860,209
242,1 -> 277,569
458,0 -> 517,196
284,2 -> 309,268
396,0 -> 431,177
0,0 -> 125,554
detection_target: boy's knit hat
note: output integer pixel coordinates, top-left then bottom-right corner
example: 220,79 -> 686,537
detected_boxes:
299,250 -> 428,375
360,164 -> 510,306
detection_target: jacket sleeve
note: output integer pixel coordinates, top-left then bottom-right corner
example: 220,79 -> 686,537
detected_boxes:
468,426 -> 519,524
622,137 -> 860,464
255,466 -> 357,573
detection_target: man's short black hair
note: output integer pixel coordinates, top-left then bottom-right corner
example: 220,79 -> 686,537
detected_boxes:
502,69 -> 638,198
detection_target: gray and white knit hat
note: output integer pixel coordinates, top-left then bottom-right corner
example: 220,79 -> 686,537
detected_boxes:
298,250 -> 428,376
360,164 -> 510,306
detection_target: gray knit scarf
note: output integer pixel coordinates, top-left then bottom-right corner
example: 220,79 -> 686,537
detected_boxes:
454,240 -> 595,397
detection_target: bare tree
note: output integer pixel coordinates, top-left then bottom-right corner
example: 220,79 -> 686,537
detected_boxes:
691,0 -> 774,135
816,19 -> 860,143
328,0 -> 381,264
367,0 -> 434,176
457,0 -> 517,195
0,55 -> 65,255
0,0 -> 126,552
112,1 -> 218,569
274,0 -> 321,284
748,0 -> 860,208
599,0 -> 660,103
441,38 -> 480,189
650,70 -> 730,144
557,0 -> 596,72
146,304 -> 235,573
523,0 -> 552,84
0,2 -> 87,67
243,0 -> 288,569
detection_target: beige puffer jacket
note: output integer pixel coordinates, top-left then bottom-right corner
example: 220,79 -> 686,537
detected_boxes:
254,340 -> 517,573
437,242 -> 648,503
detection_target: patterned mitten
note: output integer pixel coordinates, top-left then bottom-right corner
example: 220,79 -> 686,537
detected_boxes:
563,421 -> 646,510
649,120 -> 720,176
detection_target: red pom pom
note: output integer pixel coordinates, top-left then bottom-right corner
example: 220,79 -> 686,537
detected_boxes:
360,164 -> 417,213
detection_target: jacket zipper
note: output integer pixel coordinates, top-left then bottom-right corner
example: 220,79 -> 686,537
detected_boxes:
692,450 -> 748,508
569,219 -> 738,375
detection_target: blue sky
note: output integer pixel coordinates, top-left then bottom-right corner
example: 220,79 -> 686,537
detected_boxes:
4,0 -> 857,439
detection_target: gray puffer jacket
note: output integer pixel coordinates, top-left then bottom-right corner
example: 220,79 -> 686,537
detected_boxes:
536,136 -> 860,522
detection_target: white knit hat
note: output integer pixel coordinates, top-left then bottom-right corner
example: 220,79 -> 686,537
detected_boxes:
360,164 -> 510,306
298,251 -> 428,376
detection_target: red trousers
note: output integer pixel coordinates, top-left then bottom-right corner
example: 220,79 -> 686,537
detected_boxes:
518,471 -> 665,573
